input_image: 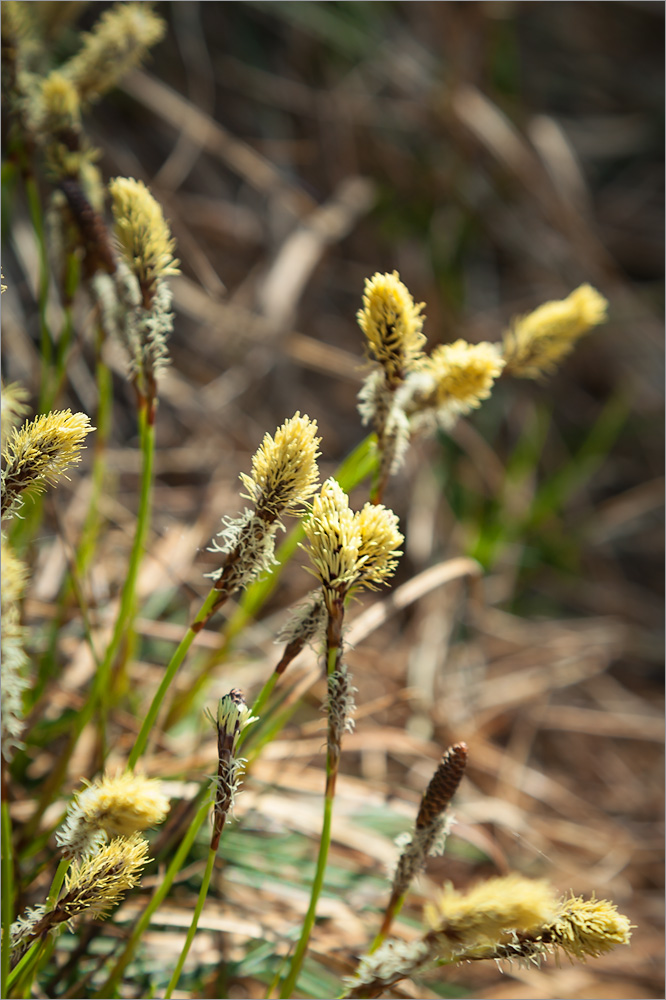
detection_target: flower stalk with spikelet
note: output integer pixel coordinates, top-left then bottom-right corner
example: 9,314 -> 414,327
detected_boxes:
164,691 -> 257,999
502,284 -> 609,378
127,414 -> 319,771
356,275 -> 608,503
372,743 -> 468,951
279,479 -> 403,998
8,834 -> 150,983
1,409 -> 94,519
344,875 -> 631,998
1,539 -> 30,761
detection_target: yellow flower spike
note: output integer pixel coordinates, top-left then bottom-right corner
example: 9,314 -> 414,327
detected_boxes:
37,71 -> 81,133
550,893 -> 633,959
425,875 -> 559,958
109,176 -> 180,306
357,270 -> 426,385
0,381 -> 29,448
10,834 -> 151,957
1,409 -> 94,518
354,502 -> 403,589
62,2 -> 165,106
63,832 -> 150,919
56,772 -> 170,859
302,478 -> 361,598
413,339 -> 505,424
502,283 -> 609,378
240,411 -> 321,519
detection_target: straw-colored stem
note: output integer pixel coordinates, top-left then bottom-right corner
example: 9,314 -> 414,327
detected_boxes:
1,799 -> 13,995
126,586 -> 220,769
163,844 -> 216,999
278,635 -> 342,998
95,799 -> 210,999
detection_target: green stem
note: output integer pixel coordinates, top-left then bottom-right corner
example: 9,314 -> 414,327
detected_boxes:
163,845 -> 216,999
278,641 -> 341,998
5,941 -> 40,997
368,889 -> 406,954
24,174 -> 53,413
95,799 -> 210,999
126,587 -> 220,770
1,801 -> 13,995
20,407 -> 155,843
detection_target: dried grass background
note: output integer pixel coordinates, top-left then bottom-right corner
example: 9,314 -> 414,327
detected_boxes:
2,2 -> 664,998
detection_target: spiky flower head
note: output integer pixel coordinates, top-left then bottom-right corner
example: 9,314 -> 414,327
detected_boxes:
1,409 -> 94,518
205,688 -> 258,752
303,478 -> 362,597
36,71 -> 81,133
62,2 -> 165,106
109,176 -> 179,307
1,381 -> 29,448
502,284 -> 608,379
548,893 -> 632,960
410,340 -> 505,427
357,271 -> 426,385
239,412 -> 321,519
10,834 -> 150,957
354,501 -> 403,589
56,772 -> 170,859
303,479 -> 403,602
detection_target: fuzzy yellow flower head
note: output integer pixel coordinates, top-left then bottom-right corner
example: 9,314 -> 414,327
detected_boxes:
303,479 -> 402,601
357,271 -> 426,385
303,479 -> 361,596
36,72 -> 81,133
62,832 -> 150,920
425,875 -> 559,959
1,409 -> 94,518
354,502 -> 403,589
63,2 -> 165,105
503,284 -> 608,378
109,176 -> 180,303
56,771 -> 170,858
550,893 -> 632,959
240,412 -> 321,519
10,834 -> 151,956
414,340 -> 504,424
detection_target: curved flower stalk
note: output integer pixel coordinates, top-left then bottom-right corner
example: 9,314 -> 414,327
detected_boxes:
1,409 -> 94,519
357,274 -> 608,502
344,876 -> 632,998
127,413 -> 319,770
279,479 -> 403,998
372,743 -> 468,950
164,691 -> 257,999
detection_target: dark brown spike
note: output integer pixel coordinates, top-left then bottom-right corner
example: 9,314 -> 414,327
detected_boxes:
415,742 -> 468,829
59,177 -> 116,277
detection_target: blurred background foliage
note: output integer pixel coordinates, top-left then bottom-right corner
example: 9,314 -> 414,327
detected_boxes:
2,2 -> 663,998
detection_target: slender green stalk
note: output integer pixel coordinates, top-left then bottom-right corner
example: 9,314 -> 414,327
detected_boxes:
5,941 -> 40,997
24,174 -> 53,413
278,642 -> 341,999
13,844 -> 72,998
126,587 -> 220,769
95,799 -> 210,999
164,845 -> 216,999
368,889 -> 407,953
1,800 -> 13,995
21,406 -> 155,841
